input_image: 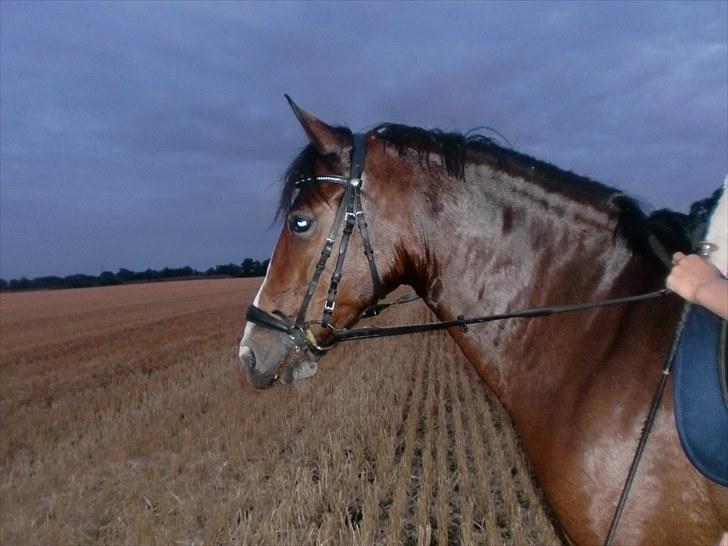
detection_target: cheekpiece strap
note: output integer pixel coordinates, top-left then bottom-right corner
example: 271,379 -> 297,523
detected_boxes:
291,132 -> 382,331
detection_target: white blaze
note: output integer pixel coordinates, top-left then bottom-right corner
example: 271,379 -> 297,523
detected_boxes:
239,255 -> 273,359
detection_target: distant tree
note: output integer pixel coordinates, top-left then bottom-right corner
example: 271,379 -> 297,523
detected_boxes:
2,258 -> 266,290
117,268 -> 135,282
64,274 -> 96,288
9,277 -> 32,290
157,266 -> 197,279
98,271 -> 120,286
242,258 -> 263,277
213,263 -> 243,277
33,276 -> 65,289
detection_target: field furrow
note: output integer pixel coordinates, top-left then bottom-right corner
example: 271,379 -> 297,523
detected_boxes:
0,279 -> 562,545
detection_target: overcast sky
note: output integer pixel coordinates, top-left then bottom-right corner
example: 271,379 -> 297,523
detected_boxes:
1,1 -> 726,280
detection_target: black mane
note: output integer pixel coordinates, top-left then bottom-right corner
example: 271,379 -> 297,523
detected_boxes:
277,126 -> 352,221
278,122 -> 695,265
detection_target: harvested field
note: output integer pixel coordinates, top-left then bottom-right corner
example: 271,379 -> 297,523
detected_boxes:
0,278 -> 562,545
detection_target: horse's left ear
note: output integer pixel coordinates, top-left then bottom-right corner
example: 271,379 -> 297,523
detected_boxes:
285,94 -> 347,157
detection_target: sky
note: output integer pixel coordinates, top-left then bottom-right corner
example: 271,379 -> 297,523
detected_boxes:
1,1 -> 726,280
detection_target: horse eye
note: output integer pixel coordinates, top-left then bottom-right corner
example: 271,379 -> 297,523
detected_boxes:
289,216 -> 313,234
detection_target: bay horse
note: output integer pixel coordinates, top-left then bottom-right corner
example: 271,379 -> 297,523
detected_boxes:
239,98 -> 727,545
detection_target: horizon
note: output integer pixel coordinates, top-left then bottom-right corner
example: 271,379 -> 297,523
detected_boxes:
0,256 -> 270,283
2,1 -> 726,279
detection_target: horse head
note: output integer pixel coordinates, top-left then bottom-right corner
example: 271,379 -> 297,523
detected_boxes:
239,98 -> 420,388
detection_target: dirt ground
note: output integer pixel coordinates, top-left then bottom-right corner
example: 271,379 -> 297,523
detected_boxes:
0,278 -> 562,545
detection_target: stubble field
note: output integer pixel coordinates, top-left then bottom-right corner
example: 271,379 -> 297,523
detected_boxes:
0,278 -> 562,545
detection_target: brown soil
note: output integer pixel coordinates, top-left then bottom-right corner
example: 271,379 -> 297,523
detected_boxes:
0,278 -> 561,545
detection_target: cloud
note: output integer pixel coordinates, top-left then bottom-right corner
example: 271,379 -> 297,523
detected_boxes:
1,1 -> 726,278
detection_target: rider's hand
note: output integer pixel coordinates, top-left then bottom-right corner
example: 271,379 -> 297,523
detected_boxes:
667,252 -> 722,302
667,252 -> 728,319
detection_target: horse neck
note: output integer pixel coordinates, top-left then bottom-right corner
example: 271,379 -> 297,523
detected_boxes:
413,163 -> 660,411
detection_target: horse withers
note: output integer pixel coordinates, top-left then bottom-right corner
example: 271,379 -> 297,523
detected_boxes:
239,98 -> 727,545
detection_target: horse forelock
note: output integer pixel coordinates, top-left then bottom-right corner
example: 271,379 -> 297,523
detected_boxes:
276,125 -> 353,221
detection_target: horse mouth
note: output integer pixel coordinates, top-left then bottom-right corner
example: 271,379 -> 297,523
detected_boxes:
278,353 -> 319,384
239,343 -> 319,389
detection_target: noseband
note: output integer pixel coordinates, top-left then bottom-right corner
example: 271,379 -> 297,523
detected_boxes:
245,133 -> 382,352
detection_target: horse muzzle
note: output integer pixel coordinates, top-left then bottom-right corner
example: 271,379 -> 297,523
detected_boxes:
238,325 -> 320,389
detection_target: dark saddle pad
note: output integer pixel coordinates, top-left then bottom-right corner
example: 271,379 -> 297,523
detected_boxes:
672,305 -> 728,487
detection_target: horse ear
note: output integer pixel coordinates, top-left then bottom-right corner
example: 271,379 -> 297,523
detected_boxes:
285,94 -> 345,157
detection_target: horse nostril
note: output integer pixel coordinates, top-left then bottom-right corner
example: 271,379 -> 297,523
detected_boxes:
239,345 -> 256,370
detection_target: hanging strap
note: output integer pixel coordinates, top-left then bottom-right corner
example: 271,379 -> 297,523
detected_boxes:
296,181 -> 353,324
322,184 -> 358,325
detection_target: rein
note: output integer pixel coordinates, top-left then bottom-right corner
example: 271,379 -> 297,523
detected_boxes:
245,288 -> 671,350
330,288 -> 670,343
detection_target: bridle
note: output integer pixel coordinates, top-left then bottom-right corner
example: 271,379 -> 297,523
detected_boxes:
245,132 -> 382,353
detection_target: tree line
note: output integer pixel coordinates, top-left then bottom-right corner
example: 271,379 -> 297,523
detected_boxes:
0,258 -> 270,291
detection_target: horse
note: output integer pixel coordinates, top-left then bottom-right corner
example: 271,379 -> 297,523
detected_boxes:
238,97 -> 727,545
